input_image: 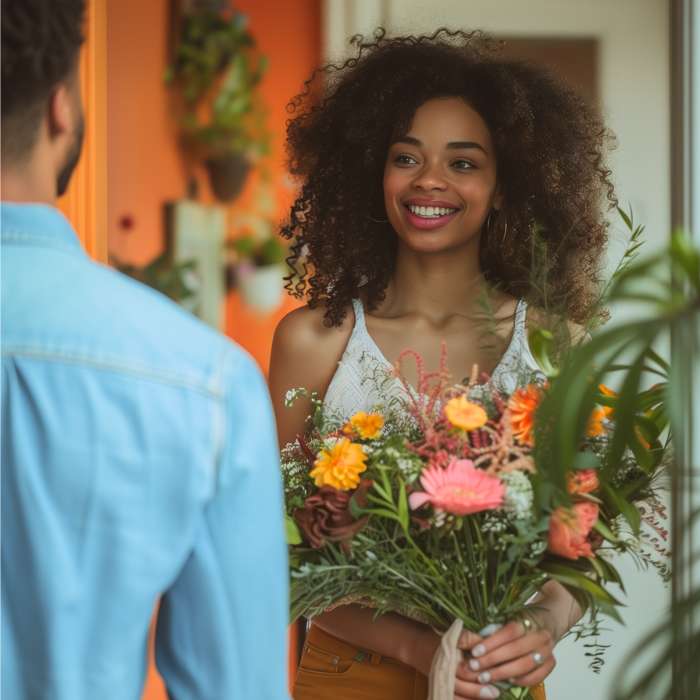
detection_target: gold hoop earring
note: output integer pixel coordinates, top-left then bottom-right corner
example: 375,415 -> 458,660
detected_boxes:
501,216 -> 509,244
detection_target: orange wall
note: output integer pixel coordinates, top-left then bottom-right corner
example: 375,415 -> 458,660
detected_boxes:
107,3 -> 320,698
224,0 -> 319,371
107,0 -> 319,371
58,0 -> 108,262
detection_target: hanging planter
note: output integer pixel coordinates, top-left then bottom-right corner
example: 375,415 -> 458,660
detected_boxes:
238,263 -> 285,314
166,2 -> 270,201
204,153 -> 251,202
226,227 -> 287,314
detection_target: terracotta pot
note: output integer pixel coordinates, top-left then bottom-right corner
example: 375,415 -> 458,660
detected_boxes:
238,264 -> 285,314
204,153 -> 251,202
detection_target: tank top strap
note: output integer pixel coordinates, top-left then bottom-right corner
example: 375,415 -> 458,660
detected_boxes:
349,298 -> 369,343
512,298 -> 528,341
351,297 -> 366,327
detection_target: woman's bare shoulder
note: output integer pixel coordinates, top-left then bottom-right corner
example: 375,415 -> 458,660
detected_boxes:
273,304 -> 354,353
270,304 -> 355,395
270,304 -> 355,445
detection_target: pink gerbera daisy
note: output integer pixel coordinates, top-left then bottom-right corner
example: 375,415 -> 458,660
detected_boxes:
409,458 -> 505,516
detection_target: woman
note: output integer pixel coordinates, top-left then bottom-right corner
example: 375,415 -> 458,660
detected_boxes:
270,29 -> 615,700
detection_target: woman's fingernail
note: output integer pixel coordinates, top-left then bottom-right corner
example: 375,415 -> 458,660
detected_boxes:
469,658 -> 480,671
479,686 -> 500,699
479,623 -> 502,637
478,671 -> 492,684
472,643 -> 486,657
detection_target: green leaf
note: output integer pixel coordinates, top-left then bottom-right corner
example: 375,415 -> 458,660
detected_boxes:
285,515 -> 302,545
617,205 -> 633,231
540,562 -> 624,622
397,482 -> 410,532
603,483 -> 641,534
572,452 -> 601,470
593,519 -> 621,544
528,328 -> 558,377
606,349 -> 648,475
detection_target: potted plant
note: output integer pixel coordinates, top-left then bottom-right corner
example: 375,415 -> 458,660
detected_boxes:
227,225 -> 287,313
166,0 -> 269,201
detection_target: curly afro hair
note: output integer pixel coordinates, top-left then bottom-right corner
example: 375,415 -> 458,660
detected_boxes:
1,0 -> 85,163
281,28 -> 616,327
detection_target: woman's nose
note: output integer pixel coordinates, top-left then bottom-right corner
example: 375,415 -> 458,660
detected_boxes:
412,162 -> 447,190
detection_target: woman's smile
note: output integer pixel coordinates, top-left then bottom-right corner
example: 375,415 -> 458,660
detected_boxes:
402,197 -> 463,230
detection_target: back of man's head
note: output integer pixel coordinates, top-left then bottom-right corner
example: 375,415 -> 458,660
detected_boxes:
2,0 -> 86,198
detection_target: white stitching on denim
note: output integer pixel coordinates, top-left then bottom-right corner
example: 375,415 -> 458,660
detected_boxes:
2,346 -> 225,398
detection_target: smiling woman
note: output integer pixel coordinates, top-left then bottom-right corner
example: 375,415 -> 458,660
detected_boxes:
269,27 -> 617,700
280,29 -> 615,331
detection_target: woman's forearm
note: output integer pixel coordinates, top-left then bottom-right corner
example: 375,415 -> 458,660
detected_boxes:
312,606 -> 440,675
530,580 -> 583,641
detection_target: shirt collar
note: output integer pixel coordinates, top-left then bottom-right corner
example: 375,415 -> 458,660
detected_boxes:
1,202 -> 84,256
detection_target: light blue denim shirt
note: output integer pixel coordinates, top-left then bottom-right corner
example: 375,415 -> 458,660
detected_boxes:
1,203 -> 290,700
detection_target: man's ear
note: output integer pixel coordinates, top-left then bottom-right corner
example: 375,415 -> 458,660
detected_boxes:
46,83 -> 73,140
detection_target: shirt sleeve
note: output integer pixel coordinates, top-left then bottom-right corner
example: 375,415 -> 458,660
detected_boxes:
154,351 -> 290,700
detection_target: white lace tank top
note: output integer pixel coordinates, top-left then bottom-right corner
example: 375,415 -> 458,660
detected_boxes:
323,298 -> 542,422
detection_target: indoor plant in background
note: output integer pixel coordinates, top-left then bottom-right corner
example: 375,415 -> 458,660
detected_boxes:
227,221 -> 287,313
165,0 -> 270,202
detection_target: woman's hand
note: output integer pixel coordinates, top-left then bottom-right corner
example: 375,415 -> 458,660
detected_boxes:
455,621 -> 555,698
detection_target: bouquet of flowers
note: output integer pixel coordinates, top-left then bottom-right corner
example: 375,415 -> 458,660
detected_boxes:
282,343 -> 670,700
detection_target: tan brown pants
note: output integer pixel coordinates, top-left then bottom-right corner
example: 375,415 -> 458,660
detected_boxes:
293,624 -> 546,700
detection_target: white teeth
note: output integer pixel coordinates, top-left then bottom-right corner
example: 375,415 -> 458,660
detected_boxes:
407,204 -> 457,218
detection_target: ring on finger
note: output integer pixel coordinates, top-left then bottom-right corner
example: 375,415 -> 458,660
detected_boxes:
532,651 -> 544,666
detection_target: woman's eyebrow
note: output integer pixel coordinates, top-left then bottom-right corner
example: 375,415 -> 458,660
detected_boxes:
446,140 -> 486,153
392,136 -> 487,153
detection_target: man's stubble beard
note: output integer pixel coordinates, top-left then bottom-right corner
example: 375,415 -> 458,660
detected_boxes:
56,112 -> 85,197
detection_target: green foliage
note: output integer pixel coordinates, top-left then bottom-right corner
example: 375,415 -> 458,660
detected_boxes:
166,3 -> 269,157
228,230 -> 286,267
532,225 -> 699,695
112,252 -> 198,304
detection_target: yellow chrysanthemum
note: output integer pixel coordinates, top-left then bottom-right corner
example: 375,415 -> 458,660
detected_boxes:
444,396 -> 488,432
343,411 -> 385,440
310,438 -> 367,490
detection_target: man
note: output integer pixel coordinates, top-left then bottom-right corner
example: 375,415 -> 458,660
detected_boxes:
1,2 -> 290,698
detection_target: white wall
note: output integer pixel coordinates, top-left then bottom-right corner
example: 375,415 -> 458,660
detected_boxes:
322,2 -> 672,698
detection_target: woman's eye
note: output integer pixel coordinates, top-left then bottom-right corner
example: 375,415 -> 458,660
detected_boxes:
394,154 -> 418,166
452,159 -> 475,171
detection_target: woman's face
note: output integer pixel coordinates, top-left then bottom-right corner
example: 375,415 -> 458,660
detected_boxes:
383,97 -> 501,255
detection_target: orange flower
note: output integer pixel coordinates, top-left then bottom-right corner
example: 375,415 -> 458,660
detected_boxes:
567,469 -> 599,495
587,406 -> 609,437
444,396 -> 488,431
508,384 -> 543,447
548,502 -> 599,560
310,438 -> 367,491
598,384 -> 650,448
598,384 -> 617,419
343,411 -> 384,440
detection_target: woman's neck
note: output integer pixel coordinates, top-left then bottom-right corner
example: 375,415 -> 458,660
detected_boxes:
377,239 -> 492,323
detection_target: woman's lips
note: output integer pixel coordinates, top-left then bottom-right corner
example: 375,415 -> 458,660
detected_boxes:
402,204 -> 460,230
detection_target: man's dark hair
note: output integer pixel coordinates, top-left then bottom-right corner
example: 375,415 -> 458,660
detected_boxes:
1,0 -> 86,163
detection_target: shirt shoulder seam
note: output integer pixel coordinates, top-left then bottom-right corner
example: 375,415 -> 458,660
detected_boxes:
2,345 -> 230,399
